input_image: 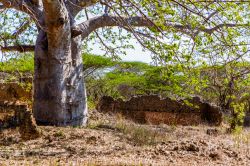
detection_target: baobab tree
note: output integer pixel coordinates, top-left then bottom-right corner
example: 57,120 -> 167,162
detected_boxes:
0,0 -> 249,126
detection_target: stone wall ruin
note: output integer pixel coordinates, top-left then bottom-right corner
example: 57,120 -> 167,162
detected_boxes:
97,95 -> 222,126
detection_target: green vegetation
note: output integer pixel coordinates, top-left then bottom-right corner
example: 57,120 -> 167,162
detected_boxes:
83,53 -> 116,70
1,53 -> 250,132
0,54 -> 34,73
229,103 -> 246,133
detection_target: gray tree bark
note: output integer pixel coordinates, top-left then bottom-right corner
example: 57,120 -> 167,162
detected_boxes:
33,31 -> 87,126
33,0 -> 87,126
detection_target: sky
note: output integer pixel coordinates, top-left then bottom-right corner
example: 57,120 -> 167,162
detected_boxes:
89,39 -> 153,64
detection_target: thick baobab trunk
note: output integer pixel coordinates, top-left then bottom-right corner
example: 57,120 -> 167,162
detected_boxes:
33,0 -> 87,126
33,30 -> 87,126
33,31 -> 87,126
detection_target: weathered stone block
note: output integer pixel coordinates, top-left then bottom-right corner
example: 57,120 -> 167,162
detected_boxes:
0,101 -> 40,140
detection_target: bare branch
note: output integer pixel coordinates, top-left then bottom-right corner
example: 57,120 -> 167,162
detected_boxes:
0,45 -> 35,52
172,0 -> 207,20
66,0 -> 104,17
205,11 -> 219,22
0,0 -> 42,20
12,20 -> 31,37
69,0 -> 100,8
71,15 -> 153,38
123,27 -> 156,40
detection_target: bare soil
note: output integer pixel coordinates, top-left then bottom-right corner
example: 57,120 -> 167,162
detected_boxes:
0,110 -> 250,166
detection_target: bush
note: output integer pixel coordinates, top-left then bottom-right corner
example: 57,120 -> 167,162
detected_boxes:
228,102 -> 246,133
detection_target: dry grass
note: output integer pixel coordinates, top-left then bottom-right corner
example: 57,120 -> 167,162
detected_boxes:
232,130 -> 250,149
114,119 -> 165,146
87,113 -> 166,146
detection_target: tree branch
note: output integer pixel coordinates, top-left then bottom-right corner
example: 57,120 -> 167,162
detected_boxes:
71,15 -> 153,38
0,0 -> 42,20
66,0 -> 103,17
12,20 -> 31,37
68,0 -> 100,8
72,14 -> 250,39
0,45 -> 35,52
199,23 -> 249,34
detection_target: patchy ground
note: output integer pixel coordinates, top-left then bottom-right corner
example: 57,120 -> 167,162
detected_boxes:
0,110 -> 250,166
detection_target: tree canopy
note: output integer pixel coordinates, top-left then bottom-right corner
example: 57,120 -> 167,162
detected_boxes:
0,0 -> 249,126
0,1 -> 249,63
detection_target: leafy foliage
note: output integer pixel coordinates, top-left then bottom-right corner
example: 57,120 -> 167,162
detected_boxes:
0,54 -> 34,73
83,53 -> 116,70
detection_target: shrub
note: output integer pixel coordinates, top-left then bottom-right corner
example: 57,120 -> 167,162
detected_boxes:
229,102 -> 246,133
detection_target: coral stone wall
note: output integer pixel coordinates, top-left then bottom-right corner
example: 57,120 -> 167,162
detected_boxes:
97,96 -> 222,126
144,112 -> 202,125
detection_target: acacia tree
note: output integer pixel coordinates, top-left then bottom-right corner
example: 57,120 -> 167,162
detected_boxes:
0,0 -> 249,126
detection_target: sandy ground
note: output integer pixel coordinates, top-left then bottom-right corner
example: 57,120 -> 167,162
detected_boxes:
0,110 -> 250,166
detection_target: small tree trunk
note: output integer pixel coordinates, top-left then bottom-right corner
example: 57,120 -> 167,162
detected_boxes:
33,30 -> 88,126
